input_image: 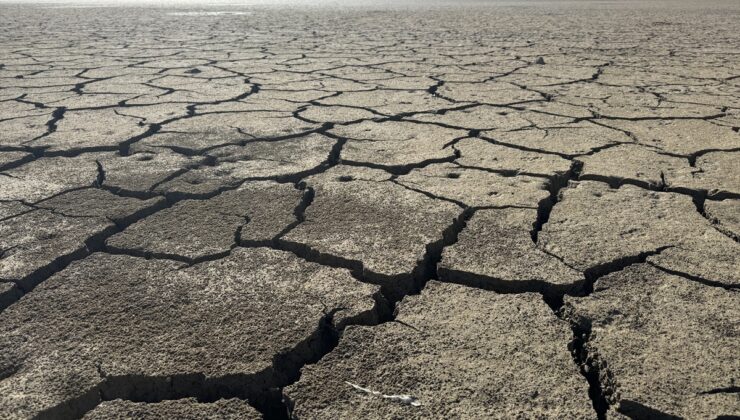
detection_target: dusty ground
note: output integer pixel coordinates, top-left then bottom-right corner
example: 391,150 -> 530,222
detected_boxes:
0,1 -> 738,419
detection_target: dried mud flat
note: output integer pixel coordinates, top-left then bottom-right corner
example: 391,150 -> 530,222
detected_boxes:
1,1 -> 739,419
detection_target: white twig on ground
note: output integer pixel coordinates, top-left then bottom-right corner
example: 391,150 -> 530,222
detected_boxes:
345,381 -> 422,407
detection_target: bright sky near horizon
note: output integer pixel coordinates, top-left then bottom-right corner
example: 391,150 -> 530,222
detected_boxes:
0,0 -> 651,5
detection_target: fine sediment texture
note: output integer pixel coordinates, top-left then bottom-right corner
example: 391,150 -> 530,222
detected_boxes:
1,1 -> 738,419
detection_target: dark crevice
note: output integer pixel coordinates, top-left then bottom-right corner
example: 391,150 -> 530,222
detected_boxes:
574,141 -> 633,158
152,135 -> 346,203
691,195 -> 740,243
105,209 -> 252,267
688,146 -> 740,167
478,133 -> 573,159
577,172 -> 740,202
273,239 -> 406,303
270,184 -> 315,242
0,195 -> 168,313
33,296 -> 385,420
94,160 -> 106,187
582,246 -> 673,295
458,246 -> 689,420
324,134 -> 346,165
237,124 -> 333,147
415,207 -> 474,287
276,206 -> 474,416
7,29 -> 739,420
119,123 -> 162,156
438,267 -> 583,311
442,134 -> 471,149
103,245 -> 234,267
531,160 -> 582,243
0,152 -> 35,172
34,193 -> 167,231
1,224 -> 119,312
40,106 -> 66,139
454,163 -> 554,180
704,189 -> 740,201
147,168 -> 192,193
616,400 -> 681,420
702,197 -> 740,242
267,205 -> 473,307
391,178 -> 467,208
0,283 -> 24,314
100,184 -> 166,201
578,112 -> 727,123
340,148 -> 460,176
648,262 -> 739,290
559,312 -> 613,420
109,199 -> 169,231
577,173 -> 669,194
426,78 -> 445,97
700,385 -> 739,395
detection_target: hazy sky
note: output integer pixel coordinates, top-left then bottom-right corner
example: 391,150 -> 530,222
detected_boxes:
0,0 -> 624,5
0,0 -> 723,10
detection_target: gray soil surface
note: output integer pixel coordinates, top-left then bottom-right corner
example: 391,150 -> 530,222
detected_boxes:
83,398 -> 261,419
0,1 -> 738,419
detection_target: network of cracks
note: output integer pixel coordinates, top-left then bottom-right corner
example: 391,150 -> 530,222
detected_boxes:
0,3 -> 738,419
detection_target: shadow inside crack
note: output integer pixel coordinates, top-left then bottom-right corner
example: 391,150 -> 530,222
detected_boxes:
618,400 -> 681,420
31,299 -> 387,420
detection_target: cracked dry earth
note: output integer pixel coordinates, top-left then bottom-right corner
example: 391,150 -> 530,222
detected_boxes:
0,1 -> 739,419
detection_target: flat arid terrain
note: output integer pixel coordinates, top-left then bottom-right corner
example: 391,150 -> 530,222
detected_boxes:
0,1 -> 738,418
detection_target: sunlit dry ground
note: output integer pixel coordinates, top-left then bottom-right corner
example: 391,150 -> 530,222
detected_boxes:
0,1 -> 738,418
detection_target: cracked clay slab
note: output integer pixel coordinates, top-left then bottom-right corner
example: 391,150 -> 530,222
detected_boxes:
1,155 -> 101,202
0,209 -> 116,291
28,109 -> 148,153
106,181 -> 301,262
565,264 -> 740,419
455,137 -> 573,177
681,151 -> 740,198
83,398 -> 261,419
37,188 -> 166,226
156,133 -> 337,197
331,120 -> 464,170
281,166 -> 461,294
704,199 -> 740,239
539,181 -> 739,287
2,4 -> 740,419
488,123 -> 631,157
98,151 -> 203,195
577,143 -> 694,188
439,208 -> 584,296
395,162 -> 550,208
0,248 -> 380,418
285,281 -> 593,419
